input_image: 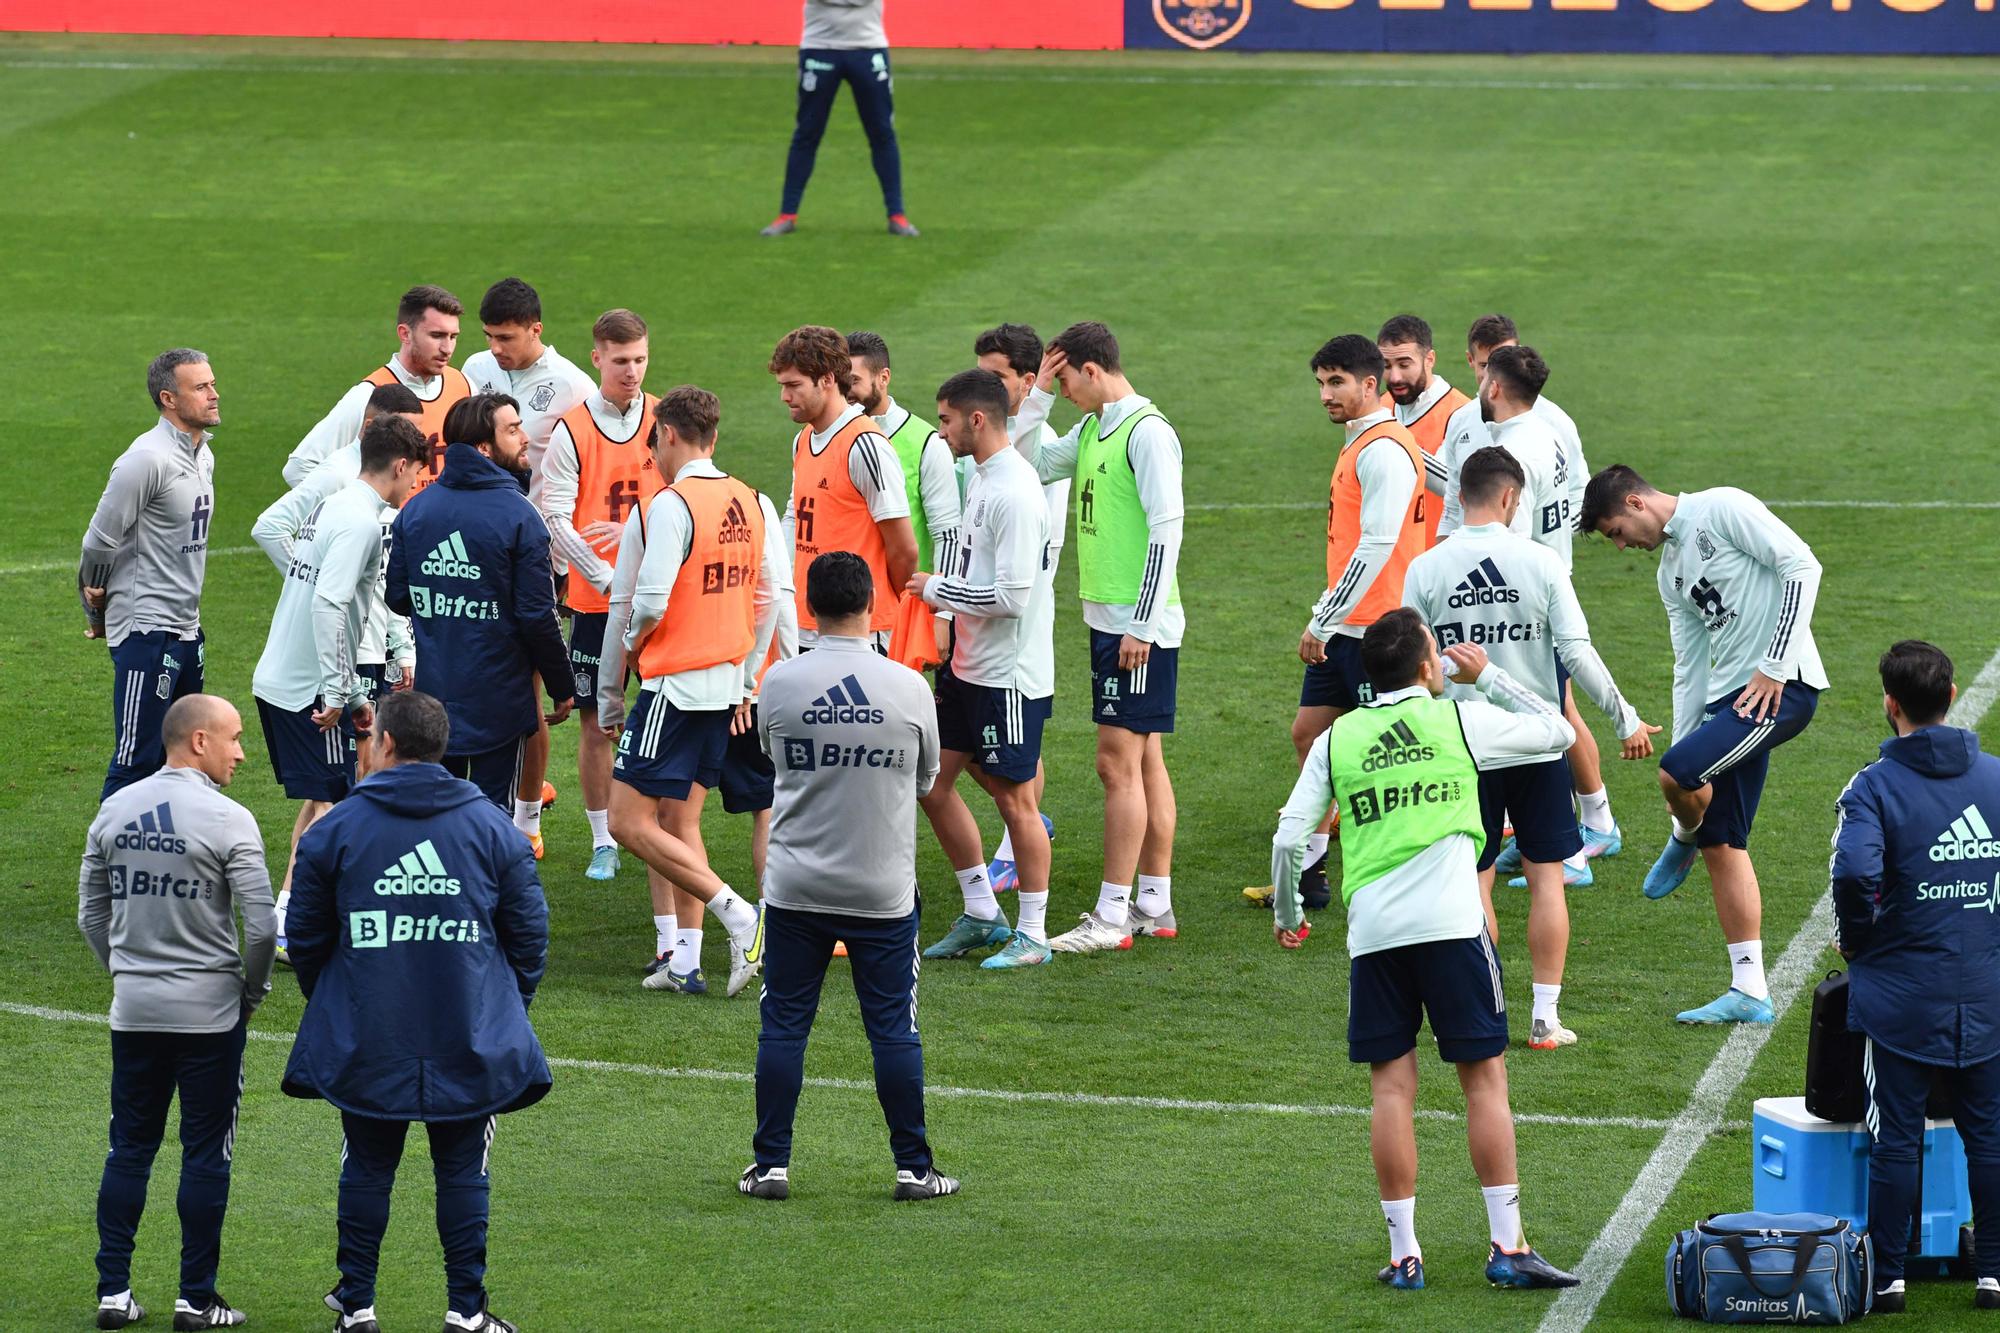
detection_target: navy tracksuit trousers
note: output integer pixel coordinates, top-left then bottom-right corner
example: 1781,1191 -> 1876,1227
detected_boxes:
1865,1037 -> 2000,1282
781,47 -> 904,217
754,902 -> 931,1172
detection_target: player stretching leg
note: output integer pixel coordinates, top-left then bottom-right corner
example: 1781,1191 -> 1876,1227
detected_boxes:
1404,448 -> 1656,1048
975,324 -> 1067,892
1011,323 -> 1184,951
540,309 -> 661,882
912,370 -> 1058,968
1579,465 -> 1827,1024
606,388 -> 784,998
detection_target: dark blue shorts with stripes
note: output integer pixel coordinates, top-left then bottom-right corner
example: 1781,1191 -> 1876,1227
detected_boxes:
1660,680 -> 1819,850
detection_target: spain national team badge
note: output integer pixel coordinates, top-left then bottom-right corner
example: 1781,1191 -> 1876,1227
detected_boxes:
529,384 -> 556,412
1154,0 -> 1251,50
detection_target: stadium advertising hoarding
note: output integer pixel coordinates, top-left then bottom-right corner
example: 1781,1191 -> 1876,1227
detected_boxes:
1129,0 -> 1999,53
0,0 -> 1124,50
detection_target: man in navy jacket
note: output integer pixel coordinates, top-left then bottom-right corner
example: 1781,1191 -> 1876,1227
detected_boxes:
387,392 -> 574,809
1834,639 -> 2000,1313
283,690 -> 549,1333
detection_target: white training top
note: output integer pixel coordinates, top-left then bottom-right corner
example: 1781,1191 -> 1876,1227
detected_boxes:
1436,392 -> 1584,541
251,441 -> 411,668
1012,386 -> 1185,648
922,445 -> 1055,699
1404,521 -> 1642,747
251,477 -> 393,712
1485,410 -> 1575,572
462,344 -> 594,510
1658,487 -> 1829,743
283,357 -> 442,488
1270,669 -> 1575,950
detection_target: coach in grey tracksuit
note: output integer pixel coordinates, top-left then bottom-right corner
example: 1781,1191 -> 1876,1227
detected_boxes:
78,694 -> 274,1331
80,349 -> 219,800
740,551 -> 957,1202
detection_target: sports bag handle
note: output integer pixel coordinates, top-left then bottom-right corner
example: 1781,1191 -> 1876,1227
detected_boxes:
1718,1232 -> 1824,1300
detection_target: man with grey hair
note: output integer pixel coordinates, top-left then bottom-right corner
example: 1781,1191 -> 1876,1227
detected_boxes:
81,349 -> 220,799
80,693 -> 274,1330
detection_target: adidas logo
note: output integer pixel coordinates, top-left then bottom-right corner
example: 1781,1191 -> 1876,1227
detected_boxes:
816,477 -> 831,490
718,496 -> 754,546
1931,805 -> 2000,863
803,674 -> 884,725
372,839 -> 463,896
1361,719 -> 1436,773
984,751 -> 1001,765
1096,461 -> 1108,474
113,801 -> 186,853
1447,557 -> 1520,608
1100,701 -> 1117,716
420,531 -> 481,579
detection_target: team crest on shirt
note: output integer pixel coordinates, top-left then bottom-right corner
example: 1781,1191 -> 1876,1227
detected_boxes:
1154,0 -> 1251,49
528,384 -> 556,413
1696,531 -> 1718,561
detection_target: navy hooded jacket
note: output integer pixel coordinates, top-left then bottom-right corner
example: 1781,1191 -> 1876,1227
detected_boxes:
282,761 -> 552,1120
386,442 -> 573,756
1833,724 -> 2000,1067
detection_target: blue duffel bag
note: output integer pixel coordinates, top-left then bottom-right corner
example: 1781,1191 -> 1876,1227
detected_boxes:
1666,1211 -> 1873,1324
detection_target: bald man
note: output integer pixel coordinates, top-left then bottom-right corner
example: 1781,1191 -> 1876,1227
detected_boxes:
80,694 -> 274,1330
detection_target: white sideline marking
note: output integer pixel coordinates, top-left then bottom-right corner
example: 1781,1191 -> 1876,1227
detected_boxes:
1187,498 -> 2000,513
0,999 -> 1729,1133
0,544 -> 258,578
3,56 -> 1998,98
1538,646 -> 2000,1331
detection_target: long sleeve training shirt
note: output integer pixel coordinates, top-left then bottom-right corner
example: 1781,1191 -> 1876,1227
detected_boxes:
1310,407 -> 1418,642
1271,668 -> 1575,947
283,357 -> 438,487
1011,386 -> 1185,648
79,766 -> 275,1032
1659,487 -> 1829,743
252,443 -> 409,669
921,445 -> 1055,697
79,417 -> 214,646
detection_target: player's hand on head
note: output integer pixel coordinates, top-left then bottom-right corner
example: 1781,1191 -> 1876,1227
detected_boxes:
1035,346 -> 1067,392
1443,642 -> 1488,683
1622,720 -> 1662,760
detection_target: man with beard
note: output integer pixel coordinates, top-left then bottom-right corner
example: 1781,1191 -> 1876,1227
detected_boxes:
773,325 -> 916,653
846,331 -> 960,581
1376,314 -> 1469,549
386,393 -> 575,810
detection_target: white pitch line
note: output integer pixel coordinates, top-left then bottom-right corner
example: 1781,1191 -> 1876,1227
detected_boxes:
0,544 -> 259,578
0,999 -> 1721,1133
1538,643 -> 2000,1332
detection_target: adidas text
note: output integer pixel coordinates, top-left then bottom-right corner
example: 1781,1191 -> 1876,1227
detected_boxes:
422,556 -> 482,578
1447,586 -> 1520,608
114,830 -> 188,854
803,704 -> 885,724
1362,743 -> 1436,773
1932,839 -> 2000,863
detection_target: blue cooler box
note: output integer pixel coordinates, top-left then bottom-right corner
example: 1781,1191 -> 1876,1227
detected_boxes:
1752,1096 -> 1973,1263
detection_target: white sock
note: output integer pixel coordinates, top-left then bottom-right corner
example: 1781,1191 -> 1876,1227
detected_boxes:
586,807 -> 612,849
653,914 -> 675,957
1306,831 -> 1330,866
1381,1196 -> 1420,1262
513,797 -> 541,836
1095,881 -> 1131,928
710,887 -> 757,945
957,864 -> 1001,921
675,926 -> 703,971
1136,874 -> 1172,918
275,889 -> 290,941
995,827 -> 1015,862
1670,815 -> 1699,845
1729,939 -> 1768,1000
1531,982 -> 1561,1027
1482,1183 -> 1525,1250
1017,890 -> 1049,942
444,1312 -> 489,1330
1576,786 -> 1614,833
101,1290 -> 134,1309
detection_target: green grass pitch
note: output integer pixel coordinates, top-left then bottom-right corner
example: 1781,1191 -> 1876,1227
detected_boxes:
3,33 -> 2000,1330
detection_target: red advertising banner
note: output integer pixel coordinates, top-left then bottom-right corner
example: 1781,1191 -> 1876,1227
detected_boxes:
0,0 -> 1124,50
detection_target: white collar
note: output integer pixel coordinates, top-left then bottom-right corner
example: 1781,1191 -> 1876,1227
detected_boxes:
158,417 -> 208,451
1343,407 -> 1394,444
1396,374 -> 1454,424
812,401 -> 865,448
673,458 -> 725,482
1100,392 -> 1153,433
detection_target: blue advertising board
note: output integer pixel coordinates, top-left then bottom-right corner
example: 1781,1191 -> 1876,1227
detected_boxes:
1128,0 -> 2000,54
